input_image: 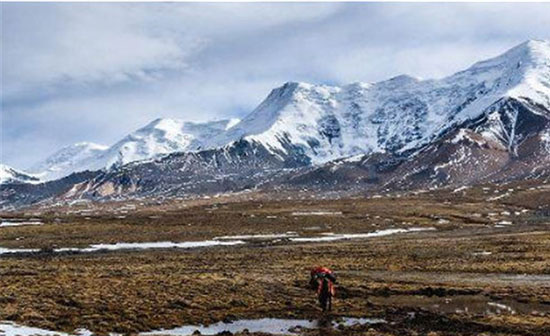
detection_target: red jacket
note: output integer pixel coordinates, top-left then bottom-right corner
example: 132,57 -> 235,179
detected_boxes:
311,266 -> 336,295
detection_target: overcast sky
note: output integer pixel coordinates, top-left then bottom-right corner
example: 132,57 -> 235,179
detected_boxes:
2,2 -> 550,169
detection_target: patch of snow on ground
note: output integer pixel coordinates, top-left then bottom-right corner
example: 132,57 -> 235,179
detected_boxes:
497,221 -> 513,226
0,241 -> 245,255
0,321 -> 119,336
488,302 -> 516,314
452,186 -> 469,193
141,317 -> 386,336
55,241 -> 245,253
0,247 -> 40,254
1,317 -> 386,336
0,321 -> 73,336
214,233 -> 297,240
487,193 -> 510,201
0,221 -> 43,228
473,251 -> 493,256
291,211 -> 343,216
290,228 -> 435,242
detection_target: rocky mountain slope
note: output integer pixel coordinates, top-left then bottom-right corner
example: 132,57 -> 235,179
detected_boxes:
291,95 -> 550,192
2,40 -> 550,206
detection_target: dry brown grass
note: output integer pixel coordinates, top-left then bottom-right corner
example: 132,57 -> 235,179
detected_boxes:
1,184 -> 549,335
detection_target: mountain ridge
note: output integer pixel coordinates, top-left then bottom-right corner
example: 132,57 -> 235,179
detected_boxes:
26,118 -> 241,182
21,39 -> 550,180
205,40 -> 550,165
2,40 -> 549,206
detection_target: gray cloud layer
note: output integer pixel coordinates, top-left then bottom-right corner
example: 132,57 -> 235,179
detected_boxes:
2,3 -> 550,168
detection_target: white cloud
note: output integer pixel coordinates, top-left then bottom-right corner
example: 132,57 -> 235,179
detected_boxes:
3,4 -> 195,97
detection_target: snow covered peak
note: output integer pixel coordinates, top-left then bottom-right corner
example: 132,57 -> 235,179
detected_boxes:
0,164 -> 39,184
464,40 -> 547,75
452,39 -> 550,106
523,39 -> 550,61
145,118 -> 185,133
22,40 -> 550,183
28,142 -> 108,181
207,40 -> 550,163
28,118 -> 240,181
105,117 -> 239,168
208,81 -> 344,155
504,40 -> 550,105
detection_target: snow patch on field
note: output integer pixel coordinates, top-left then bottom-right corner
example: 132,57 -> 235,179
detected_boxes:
291,211 -> 343,216
0,227 -> 438,256
1,317 -> 385,336
0,321 -> 119,336
0,220 -> 43,228
142,317 -> 386,335
0,241 -> 244,255
497,220 -> 513,226
0,247 -> 40,254
487,302 -> 516,314
472,251 -> 493,256
290,227 -> 435,242
452,186 -> 469,193
214,233 -> 297,240
56,240 -> 245,253
487,193 -> 510,201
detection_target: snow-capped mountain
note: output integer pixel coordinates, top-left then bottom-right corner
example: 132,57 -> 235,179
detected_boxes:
26,40 -> 550,182
28,118 -> 240,181
3,40 -> 550,206
0,164 -> 39,184
211,40 -> 550,164
93,117 -> 240,168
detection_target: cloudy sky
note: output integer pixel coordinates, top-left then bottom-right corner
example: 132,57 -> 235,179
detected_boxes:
2,2 -> 550,169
